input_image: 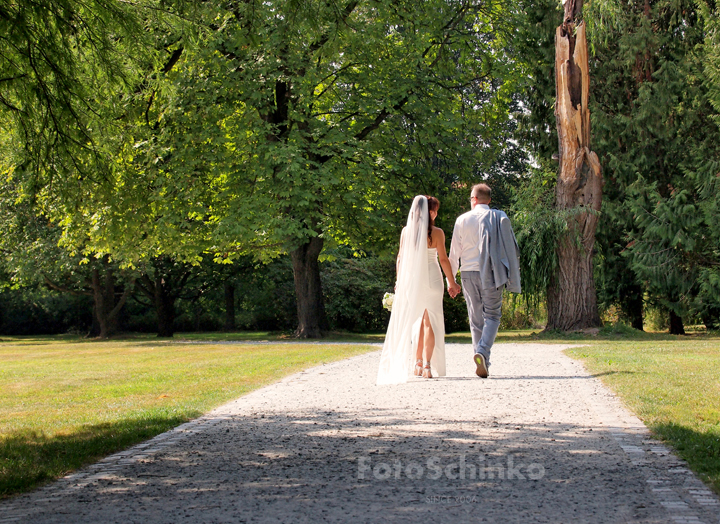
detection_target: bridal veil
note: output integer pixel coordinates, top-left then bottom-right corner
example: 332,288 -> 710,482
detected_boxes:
377,195 -> 445,385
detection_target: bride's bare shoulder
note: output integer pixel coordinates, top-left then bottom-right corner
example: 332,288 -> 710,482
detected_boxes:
429,226 -> 445,247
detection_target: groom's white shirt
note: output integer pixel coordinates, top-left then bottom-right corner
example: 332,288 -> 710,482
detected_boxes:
449,204 -> 490,276
448,204 -> 521,293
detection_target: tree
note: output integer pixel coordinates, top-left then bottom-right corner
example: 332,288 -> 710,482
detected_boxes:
53,0 -> 522,338
0,196 -> 133,338
509,0 -> 605,329
586,0 -> 720,333
546,0 -> 603,331
133,256 -> 209,337
0,0 -> 157,190
0,0 -> 194,336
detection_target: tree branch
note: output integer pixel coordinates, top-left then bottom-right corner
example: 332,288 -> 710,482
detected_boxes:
135,275 -> 155,299
308,1 -> 359,54
162,47 -> 184,74
355,94 -> 411,141
131,293 -> 154,308
43,275 -> 92,296
109,278 -> 136,320
352,3 -> 471,143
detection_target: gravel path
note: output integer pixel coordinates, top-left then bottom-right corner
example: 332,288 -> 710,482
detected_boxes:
2,343 -> 719,524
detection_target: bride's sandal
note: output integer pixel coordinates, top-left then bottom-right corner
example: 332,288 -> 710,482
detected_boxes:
422,362 -> 433,379
414,359 -> 423,377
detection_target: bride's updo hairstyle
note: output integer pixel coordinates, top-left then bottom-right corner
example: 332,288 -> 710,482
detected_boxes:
425,195 -> 440,242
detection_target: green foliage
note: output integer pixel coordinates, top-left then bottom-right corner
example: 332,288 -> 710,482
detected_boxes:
510,166 -> 567,308
1,1 -> 529,337
510,0 -> 562,161
501,293 -> 545,330
0,287 -> 93,335
322,257 -> 394,333
0,0 -> 176,198
38,0 -> 524,265
232,259 -> 298,331
597,321 -> 648,338
586,0 -> 720,329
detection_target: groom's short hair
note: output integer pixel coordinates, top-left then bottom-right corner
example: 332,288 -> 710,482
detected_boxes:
471,183 -> 491,202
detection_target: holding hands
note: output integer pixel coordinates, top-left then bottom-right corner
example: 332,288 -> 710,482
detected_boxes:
448,280 -> 461,299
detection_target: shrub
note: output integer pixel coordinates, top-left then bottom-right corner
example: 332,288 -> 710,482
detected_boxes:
322,258 -> 394,332
0,287 -> 93,335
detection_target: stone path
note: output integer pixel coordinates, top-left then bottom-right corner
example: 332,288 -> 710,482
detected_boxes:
1,343 -> 719,523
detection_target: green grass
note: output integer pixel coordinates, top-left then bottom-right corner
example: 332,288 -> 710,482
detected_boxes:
567,334 -> 720,494
0,335 -> 375,498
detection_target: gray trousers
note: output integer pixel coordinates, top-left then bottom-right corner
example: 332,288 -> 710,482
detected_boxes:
460,271 -> 504,364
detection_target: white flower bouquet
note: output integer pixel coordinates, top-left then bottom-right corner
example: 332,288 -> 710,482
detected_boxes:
382,292 -> 395,312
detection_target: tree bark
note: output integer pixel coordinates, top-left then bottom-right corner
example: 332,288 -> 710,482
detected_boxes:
155,282 -> 176,338
627,296 -> 644,332
224,281 -> 236,331
620,283 -> 644,331
547,18 -> 603,331
701,308 -> 719,331
90,305 -> 101,337
44,264 -> 131,339
192,297 -> 203,332
290,236 -> 328,338
138,274 -> 177,338
90,267 -> 132,339
669,310 -> 685,335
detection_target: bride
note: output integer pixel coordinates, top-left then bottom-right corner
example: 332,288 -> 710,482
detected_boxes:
377,195 -> 461,384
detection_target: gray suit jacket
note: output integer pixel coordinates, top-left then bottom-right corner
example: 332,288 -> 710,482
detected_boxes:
487,209 -> 521,293
450,207 -> 521,293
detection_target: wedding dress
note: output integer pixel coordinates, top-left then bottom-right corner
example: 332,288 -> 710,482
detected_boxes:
377,196 -> 447,385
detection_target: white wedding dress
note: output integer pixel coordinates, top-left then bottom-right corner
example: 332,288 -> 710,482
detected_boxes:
377,196 -> 447,384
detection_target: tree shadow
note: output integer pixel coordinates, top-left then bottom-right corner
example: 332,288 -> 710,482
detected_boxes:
0,414 -> 195,499
649,422 -> 720,494
6,410 -> 693,523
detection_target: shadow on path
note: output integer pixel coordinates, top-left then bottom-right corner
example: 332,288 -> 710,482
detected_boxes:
18,410 -> 668,523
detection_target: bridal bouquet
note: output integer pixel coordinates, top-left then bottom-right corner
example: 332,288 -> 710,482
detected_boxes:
382,292 -> 395,312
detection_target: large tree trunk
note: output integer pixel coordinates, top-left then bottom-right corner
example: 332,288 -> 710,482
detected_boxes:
623,285 -> 645,331
139,274 -> 177,338
224,281 -> 236,331
89,305 -> 101,337
155,282 -> 176,338
669,310 -> 685,335
290,236 -> 328,338
547,12 -> 603,331
90,267 -> 132,339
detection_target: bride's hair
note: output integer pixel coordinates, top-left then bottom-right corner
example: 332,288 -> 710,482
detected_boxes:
425,195 -> 439,243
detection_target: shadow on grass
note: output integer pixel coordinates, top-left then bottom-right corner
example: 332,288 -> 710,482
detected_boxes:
650,422 -> 720,494
0,413 -> 198,499
590,370 -> 640,378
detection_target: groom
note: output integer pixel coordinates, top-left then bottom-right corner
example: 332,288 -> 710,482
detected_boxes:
448,183 -> 521,378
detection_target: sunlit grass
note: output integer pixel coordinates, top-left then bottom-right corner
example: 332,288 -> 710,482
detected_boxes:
568,336 -> 720,494
0,336 -> 375,498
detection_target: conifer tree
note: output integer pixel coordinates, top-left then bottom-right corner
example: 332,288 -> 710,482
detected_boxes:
588,0 -> 720,333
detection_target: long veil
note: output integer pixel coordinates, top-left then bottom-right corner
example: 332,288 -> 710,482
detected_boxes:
377,195 -> 431,385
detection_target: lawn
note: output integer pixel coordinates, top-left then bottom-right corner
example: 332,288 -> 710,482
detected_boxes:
0,335 -> 376,498
566,333 -> 720,494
